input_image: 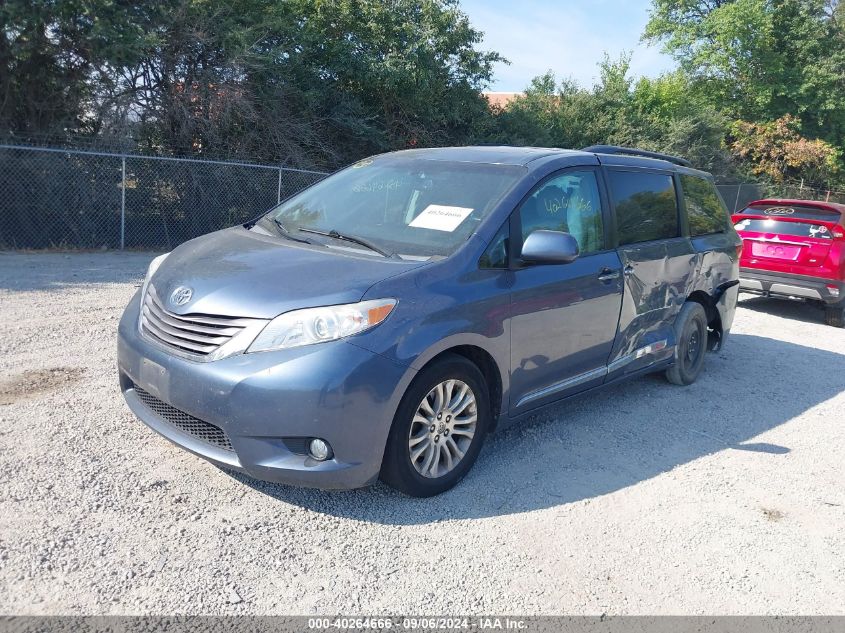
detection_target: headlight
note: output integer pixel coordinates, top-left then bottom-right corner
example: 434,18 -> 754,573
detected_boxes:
248,299 -> 396,352
141,252 -> 170,299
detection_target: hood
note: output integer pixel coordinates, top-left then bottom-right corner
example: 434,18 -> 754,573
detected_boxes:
150,227 -> 426,319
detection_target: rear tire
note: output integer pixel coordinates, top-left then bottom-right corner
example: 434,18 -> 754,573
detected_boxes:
824,302 -> 845,328
380,354 -> 490,497
666,301 -> 709,386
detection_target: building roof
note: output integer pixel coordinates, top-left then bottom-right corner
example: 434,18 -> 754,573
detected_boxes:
483,92 -> 524,109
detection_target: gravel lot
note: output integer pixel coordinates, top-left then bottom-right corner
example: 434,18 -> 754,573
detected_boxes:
0,251 -> 843,615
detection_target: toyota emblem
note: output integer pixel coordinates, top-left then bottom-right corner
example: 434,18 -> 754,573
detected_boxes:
169,286 -> 193,307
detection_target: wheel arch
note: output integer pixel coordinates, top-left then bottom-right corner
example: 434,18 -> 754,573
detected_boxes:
686,290 -> 723,351
418,345 -> 504,431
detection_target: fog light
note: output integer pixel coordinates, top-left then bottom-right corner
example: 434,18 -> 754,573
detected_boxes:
308,438 -> 332,461
826,285 -> 840,298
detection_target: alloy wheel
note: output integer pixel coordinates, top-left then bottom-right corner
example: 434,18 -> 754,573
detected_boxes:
408,379 -> 477,479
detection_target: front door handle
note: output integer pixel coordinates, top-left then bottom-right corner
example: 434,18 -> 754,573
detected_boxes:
623,264 -> 635,276
597,268 -> 621,282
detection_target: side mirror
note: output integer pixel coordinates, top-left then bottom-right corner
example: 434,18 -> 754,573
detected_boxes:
520,230 -> 579,264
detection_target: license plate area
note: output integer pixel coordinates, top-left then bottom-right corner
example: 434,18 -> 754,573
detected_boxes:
138,357 -> 170,400
750,240 -> 802,261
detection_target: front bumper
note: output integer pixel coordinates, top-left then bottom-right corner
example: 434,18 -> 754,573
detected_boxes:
117,291 -> 415,489
739,268 -> 844,305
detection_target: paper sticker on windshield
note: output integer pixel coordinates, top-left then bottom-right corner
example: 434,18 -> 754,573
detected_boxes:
409,205 -> 473,232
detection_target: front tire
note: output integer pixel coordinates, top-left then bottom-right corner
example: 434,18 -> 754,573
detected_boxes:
380,354 -> 490,497
666,301 -> 709,386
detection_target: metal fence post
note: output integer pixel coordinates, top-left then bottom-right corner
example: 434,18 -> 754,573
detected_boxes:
277,167 -> 283,204
733,184 -> 742,213
120,156 -> 126,250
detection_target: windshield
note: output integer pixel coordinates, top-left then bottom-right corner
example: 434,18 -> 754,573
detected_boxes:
258,156 -> 524,258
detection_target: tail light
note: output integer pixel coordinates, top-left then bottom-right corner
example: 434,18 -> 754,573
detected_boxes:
735,242 -> 744,257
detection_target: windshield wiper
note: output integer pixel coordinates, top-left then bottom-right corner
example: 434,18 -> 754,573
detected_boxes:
298,227 -> 397,259
272,217 -> 313,244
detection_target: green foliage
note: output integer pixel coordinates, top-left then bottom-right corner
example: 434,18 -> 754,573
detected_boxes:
1,0 -> 502,168
0,0 -> 95,133
730,115 -> 840,183
643,0 -> 845,144
2,0 -> 844,190
486,58 -> 735,178
438,0 -> 843,191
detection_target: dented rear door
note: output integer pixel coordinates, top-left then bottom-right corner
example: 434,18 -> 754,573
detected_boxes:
612,237 -> 696,369
603,168 -> 691,377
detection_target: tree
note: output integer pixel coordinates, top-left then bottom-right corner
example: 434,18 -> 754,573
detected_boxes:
730,114 -> 840,184
643,0 -> 845,144
630,71 -> 735,178
0,0 -> 94,135
2,0 -> 503,168
486,57 -> 735,177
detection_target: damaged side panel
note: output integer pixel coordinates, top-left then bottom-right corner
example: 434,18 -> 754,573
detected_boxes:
606,231 -> 740,382
690,232 -> 741,347
606,237 -> 697,378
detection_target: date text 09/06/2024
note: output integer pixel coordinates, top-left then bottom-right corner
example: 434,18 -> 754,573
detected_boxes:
307,618 -> 528,630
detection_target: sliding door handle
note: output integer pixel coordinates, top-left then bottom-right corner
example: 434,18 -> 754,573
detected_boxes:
597,268 -> 621,282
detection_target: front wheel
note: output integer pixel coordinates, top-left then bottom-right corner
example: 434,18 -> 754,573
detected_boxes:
666,301 -> 709,386
380,354 -> 490,497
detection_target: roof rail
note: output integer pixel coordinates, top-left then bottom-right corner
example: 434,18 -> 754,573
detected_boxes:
581,145 -> 692,168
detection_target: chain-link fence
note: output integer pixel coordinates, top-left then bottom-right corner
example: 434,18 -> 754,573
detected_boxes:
4,143 -> 845,250
716,182 -> 845,213
0,144 -> 327,250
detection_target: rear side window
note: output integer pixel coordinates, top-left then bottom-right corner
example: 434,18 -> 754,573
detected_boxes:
681,174 -> 728,236
608,171 -> 679,245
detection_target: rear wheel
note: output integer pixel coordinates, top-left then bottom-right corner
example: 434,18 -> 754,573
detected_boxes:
666,301 -> 709,386
824,301 -> 845,328
380,354 -> 490,497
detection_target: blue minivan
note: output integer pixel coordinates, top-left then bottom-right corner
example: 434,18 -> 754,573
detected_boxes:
118,145 -> 741,496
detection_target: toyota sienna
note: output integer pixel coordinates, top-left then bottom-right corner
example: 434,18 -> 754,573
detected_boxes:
118,145 -> 741,496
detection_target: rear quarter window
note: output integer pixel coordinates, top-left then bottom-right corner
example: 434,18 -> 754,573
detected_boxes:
681,174 -> 728,236
608,170 -> 679,245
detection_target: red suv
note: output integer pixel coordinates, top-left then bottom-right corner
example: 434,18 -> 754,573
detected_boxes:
733,199 -> 845,327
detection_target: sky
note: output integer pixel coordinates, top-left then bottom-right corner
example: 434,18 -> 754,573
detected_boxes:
459,0 -> 677,92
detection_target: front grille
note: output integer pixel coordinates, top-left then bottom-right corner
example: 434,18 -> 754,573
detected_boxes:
140,285 -> 255,357
133,387 -> 234,452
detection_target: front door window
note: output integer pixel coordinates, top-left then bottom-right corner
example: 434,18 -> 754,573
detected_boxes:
519,170 -> 604,254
